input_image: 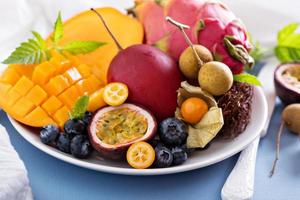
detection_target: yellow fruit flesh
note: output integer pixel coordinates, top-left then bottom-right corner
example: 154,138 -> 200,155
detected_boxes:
0,54 -> 106,127
0,7 -> 144,127
55,7 -> 144,84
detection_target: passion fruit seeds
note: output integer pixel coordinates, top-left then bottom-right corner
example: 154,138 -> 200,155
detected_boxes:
95,108 -> 148,145
88,104 -> 157,159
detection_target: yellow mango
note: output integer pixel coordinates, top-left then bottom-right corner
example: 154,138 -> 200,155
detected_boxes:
55,7 -> 144,83
0,7 -> 143,127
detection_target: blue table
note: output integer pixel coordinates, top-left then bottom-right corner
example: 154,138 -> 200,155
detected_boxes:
1,101 -> 299,200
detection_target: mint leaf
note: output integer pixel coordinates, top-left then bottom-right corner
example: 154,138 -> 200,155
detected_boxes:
2,35 -> 47,64
52,12 -> 63,44
275,23 -> 300,62
32,31 -> 46,48
70,95 -> 89,120
233,74 -> 262,86
278,23 -> 298,43
62,41 -> 106,55
3,12 -> 105,65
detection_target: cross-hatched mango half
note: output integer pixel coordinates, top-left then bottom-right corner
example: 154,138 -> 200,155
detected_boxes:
0,7 -> 144,128
0,52 -> 106,127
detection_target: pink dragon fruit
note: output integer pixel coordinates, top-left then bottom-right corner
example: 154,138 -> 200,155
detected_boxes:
133,0 -> 205,60
195,1 -> 253,74
131,0 -> 254,74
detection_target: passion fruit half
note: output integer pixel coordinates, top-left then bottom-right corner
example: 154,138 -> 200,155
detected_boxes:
274,63 -> 300,105
88,103 -> 157,159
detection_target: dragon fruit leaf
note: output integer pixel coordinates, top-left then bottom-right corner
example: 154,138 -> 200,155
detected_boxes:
225,20 -> 252,50
213,43 -> 245,74
224,37 -> 254,69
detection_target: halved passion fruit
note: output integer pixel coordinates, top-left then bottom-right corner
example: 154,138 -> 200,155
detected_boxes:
88,103 -> 157,159
274,63 -> 300,105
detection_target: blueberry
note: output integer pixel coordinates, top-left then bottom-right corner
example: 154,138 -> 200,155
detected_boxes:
83,111 -> 93,126
181,144 -> 196,156
57,133 -> 71,153
70,135 -> 92,159
159,118 -> 187,147
171,147 -> 188,166
155,146 -> 173,168
149,135 -> 161,147
40,125 -> 59,145
64,119 -> 86,136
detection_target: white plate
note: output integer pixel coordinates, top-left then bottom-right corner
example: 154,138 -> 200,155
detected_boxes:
8,86 -> 268,175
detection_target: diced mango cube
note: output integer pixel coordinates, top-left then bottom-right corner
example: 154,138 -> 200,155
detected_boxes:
12,76 -> 34,96
58,86 -> 80,109
63,67 -> 82,85
75,79 -> 93,95
9,64 -> 35,78
50,56 -> 72,75
0,83 -> 12,95
42,96 -> 63,115
6,88 -> 22,106
88,88 -> 106,112
32,62 -> 56,85
24,107 -> 56,127
76,64 -> 91,78
45,75 -> 70,96
0,68 -> 21,85
53,106 -> 69,127
12,97 -> 35,117
25,85 -> 47,106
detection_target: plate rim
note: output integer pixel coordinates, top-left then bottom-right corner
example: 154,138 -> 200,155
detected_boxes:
8,86 -> 268,176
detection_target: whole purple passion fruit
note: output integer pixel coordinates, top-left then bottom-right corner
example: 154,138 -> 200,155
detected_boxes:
88,103 -> 157,159
274,63 -> 300,105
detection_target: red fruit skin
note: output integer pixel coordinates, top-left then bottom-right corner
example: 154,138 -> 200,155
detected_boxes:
135,1 -> 170,44
107,44 -> 182,122
197,1 -> 236,26
197,19 -> 251,74
135,0 -> 205,60
197,18 -> 225,52
165,0 -> 205,27
213,43 -> 244,74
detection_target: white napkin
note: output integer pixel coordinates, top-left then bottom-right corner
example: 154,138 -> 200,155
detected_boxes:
0,125 -> 32,200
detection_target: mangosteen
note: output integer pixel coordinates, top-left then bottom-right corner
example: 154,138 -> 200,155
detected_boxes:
274,63 -> 300,105
88,103 -> 157,160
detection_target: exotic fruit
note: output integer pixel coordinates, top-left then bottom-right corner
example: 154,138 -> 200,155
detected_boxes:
91,9 -> 181,121
274,63 -> 300,105
132,0 -> 254,74
217,82 -> 253,139
88,104 -> 157,159
196,1 -> 253,74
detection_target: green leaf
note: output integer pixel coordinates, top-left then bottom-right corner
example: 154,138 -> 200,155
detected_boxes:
275,23 -> 300,62
70,95 -> 89,120
248,33 -> 265,63
233,74 -> 262,86
62,41 -> 106,55
278,23 -> 298,43
32,31 -> 46,48
2,33 -> 47,64
52,12 -> 63,44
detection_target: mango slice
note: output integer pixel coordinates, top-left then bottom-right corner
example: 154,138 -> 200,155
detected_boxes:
0,54 -> 106,127
0,7 -> 143,127
55,7 -> 144,83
